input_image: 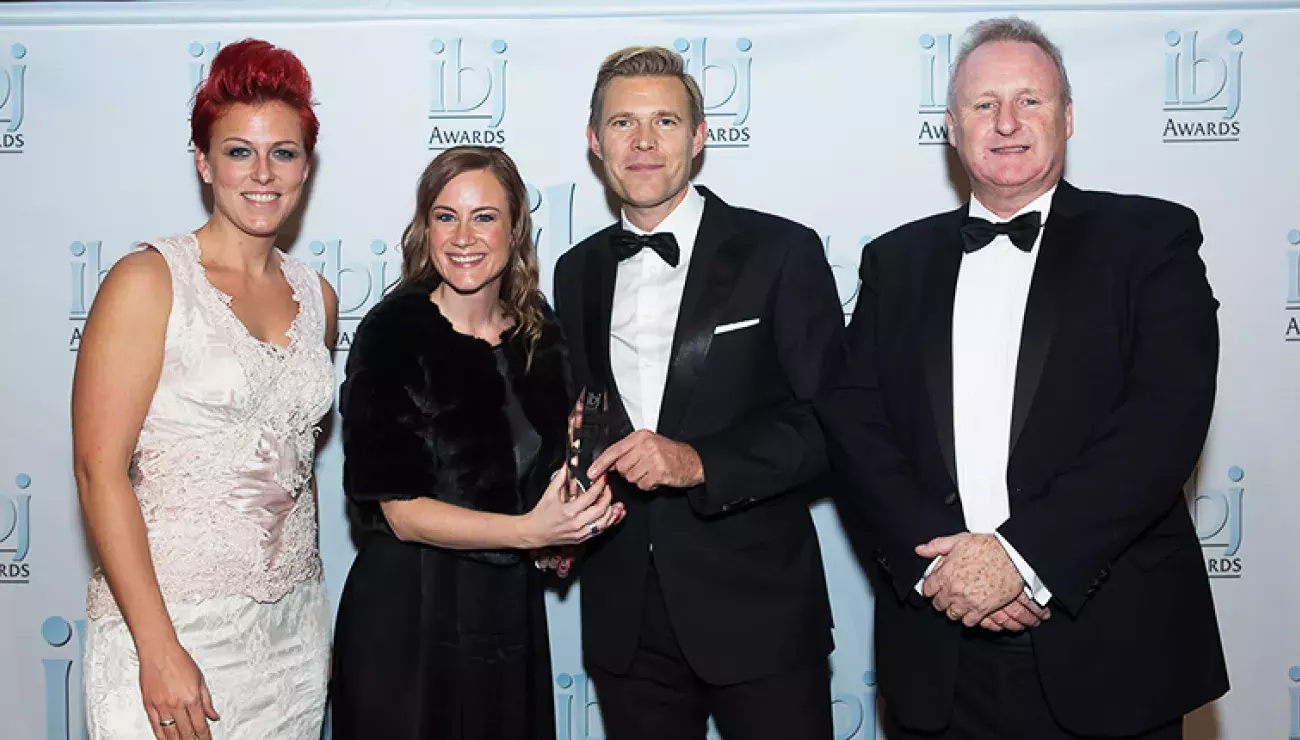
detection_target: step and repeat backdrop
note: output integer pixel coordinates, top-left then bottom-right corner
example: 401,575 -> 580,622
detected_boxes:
1,2 -> 1297,738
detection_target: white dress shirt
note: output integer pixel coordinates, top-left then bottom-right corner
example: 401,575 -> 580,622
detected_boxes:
917,186 -> 1056,606
609,185 -> 705,433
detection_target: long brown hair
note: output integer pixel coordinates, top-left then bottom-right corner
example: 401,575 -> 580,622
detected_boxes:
399,146 -> 544,363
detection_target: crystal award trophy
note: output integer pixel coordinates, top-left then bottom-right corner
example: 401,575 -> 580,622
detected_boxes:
564,387 -> 609,500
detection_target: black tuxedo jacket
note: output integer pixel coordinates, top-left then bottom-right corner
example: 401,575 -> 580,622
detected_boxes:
817,181 -> 1229,736
552,186 -> 842,685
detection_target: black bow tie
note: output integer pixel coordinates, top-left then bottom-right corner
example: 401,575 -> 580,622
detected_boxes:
960,212 -> 1042,253
609,230 -> 680,268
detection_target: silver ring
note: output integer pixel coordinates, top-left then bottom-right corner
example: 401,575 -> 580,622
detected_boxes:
590,523 -> 600,535
159,719 -> 177,727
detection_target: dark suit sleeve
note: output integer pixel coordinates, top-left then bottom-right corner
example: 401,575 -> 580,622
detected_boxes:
340,315 -> 437,503
686,227 -> 843,517
551,253 -> 573,330
551,253 -> 583,396
999,213 -> 1219,615
816,244 -> 965,603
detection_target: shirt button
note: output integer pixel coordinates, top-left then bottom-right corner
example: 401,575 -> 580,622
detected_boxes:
943,491 -> 959,506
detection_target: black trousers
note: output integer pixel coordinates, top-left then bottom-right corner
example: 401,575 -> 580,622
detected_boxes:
884,631 -> 1183,740
588,562 -> 833,740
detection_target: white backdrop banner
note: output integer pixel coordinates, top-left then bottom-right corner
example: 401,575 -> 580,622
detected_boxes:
1,3 -> 1297,739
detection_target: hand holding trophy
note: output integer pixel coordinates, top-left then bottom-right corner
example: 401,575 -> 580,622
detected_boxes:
534,387 -> 618,577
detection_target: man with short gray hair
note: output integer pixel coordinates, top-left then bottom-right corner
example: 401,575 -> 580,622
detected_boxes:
819,17 -> 1228,739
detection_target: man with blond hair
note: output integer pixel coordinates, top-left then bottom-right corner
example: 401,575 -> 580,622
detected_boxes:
552,45 -> 841,739
818,17 -> 1228,739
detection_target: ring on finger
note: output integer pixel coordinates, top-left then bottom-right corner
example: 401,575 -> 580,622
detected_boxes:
159,718 -> 177,727
590,522 -> 600,535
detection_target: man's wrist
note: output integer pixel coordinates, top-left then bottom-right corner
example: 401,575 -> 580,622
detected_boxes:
993,531 -> 1053,606
678,440 -> 705,486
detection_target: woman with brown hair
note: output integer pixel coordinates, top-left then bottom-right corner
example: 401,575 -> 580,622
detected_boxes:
329,145 -> 622,739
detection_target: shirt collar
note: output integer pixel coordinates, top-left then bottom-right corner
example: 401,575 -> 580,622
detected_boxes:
620,184 -> 705,264
969,184 -> 1058,225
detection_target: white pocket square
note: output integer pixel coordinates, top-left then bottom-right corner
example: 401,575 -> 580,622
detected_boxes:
715,318 -> 760,335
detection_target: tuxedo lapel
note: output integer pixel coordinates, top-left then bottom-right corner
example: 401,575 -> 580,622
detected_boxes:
581,230 -> 634,436
922,210 -> 965,488
1009,180 -> 1090,457
656,187 -> 752,439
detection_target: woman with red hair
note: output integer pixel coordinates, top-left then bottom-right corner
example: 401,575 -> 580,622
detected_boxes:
74,39 -> 334,740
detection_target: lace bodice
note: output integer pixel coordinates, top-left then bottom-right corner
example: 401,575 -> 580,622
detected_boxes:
87,233 -> 333,619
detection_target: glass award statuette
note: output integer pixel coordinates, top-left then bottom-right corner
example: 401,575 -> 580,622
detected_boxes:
565,387 -> 609,499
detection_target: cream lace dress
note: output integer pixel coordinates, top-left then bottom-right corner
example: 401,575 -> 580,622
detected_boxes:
83,233 -> 334,739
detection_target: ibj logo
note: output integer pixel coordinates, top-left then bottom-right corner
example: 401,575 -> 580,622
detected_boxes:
307,238 -> 401,351
831,671 -> 879,739
1289,665 -> 1300,740
820,231 -> 874,318
918,33 -> 952,113
527,182 -> 577,269
41,616 -> 86,740
0,42 -> 28,153
917,33 -> 953,146
675,37 -> 752,148
0,474 -> 33,583
187,41 -> 222,151
1188,465 -> 1245,578
188,41 -> 222,101
69,239 -> 129,352
554,672 -> 602,739
428,38 -> 508,150
1161,29 -> 1243,143
70,240 -> 108,320
1284,229 -> 1300,343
